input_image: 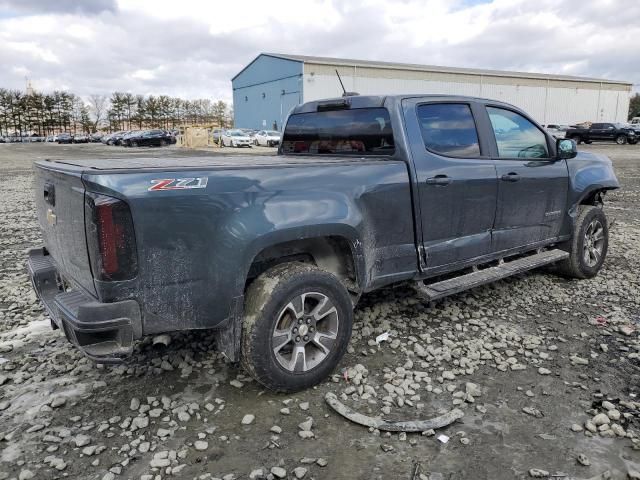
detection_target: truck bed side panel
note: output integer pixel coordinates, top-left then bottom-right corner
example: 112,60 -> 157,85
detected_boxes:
83,160 -> 416,334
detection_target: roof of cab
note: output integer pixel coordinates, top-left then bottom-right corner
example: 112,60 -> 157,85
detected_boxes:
290,94 -> 515,115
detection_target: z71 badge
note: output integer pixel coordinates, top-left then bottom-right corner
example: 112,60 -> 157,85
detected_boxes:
148,178 -> 208,191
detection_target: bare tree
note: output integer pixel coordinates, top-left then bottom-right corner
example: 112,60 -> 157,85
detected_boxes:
88,94 -> 108,132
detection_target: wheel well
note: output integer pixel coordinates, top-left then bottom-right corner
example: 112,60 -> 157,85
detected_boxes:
580,189 -> 608,207
247,236 -> 359,293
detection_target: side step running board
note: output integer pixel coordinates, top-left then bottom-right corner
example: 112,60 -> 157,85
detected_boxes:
415,249 -> 569,302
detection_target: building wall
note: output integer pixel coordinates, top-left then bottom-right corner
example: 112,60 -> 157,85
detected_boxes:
232,55 -> 304,130
302,63 -> 631,125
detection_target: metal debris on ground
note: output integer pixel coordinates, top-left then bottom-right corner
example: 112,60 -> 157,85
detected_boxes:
325,392 -> 463,432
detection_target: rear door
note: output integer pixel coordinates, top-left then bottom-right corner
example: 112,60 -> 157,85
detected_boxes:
402,98 -> 498,269
482,105 -> 569,252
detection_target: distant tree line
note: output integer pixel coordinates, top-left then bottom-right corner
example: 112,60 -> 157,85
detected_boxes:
0,88 -> 233,137
0,89 -> 91,137
105,92 -> 232,132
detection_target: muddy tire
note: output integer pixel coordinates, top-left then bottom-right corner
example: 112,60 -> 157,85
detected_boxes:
615,135 -> 627,145
241,262 -> 353,392
555,206 -> 608,279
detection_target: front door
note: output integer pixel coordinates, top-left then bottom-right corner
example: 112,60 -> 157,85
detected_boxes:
403,99 -> 498,269
483,105 -> 569,252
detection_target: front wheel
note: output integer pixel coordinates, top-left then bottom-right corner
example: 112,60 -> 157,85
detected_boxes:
555,206 -> 608,279
242,263 -> 353,392
615,135 -> 627,145
571,135 -> 583,144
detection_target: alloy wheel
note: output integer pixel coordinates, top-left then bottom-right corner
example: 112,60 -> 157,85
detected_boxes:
583,219 -> 605,267
271,292 -> 339,373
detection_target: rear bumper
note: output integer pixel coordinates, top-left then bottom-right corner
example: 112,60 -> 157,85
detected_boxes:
27,247 -> 141,363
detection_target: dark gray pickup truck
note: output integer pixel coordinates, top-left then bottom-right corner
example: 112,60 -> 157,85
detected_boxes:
28,94 -> 619,391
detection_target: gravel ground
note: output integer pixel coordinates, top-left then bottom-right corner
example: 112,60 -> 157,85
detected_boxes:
0,142 -> 638,480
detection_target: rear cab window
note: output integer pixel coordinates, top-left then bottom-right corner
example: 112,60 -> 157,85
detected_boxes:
281,108 -> 395,155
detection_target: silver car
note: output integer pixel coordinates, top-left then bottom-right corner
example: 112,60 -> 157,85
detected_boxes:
221,129 -> 253,147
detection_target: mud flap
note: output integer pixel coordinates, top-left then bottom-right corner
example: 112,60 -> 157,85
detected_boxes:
215,296 -> 244,362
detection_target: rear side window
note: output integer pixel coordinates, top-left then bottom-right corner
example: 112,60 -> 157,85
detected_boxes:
417,103 -> 480,157
487,107 -> 549,159
282,108 -> 395,155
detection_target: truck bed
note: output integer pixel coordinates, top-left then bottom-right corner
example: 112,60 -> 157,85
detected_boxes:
38,154 -> 392,173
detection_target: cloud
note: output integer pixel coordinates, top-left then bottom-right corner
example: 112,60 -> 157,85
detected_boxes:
0,0 -> 117,15
0,0 -> 637,104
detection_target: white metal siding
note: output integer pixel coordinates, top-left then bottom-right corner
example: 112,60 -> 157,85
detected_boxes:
302,63 -> 631,125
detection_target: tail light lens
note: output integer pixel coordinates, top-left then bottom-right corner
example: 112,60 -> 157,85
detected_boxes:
85,192 -> 138,281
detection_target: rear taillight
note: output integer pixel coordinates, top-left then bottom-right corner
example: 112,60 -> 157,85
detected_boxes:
85,192 -> 138,281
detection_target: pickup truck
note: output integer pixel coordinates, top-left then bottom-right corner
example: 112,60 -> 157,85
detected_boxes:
28,94 -> 619,392
565,122 -> 638,145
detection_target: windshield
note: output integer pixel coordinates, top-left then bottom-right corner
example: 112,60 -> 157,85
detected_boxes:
266,130 -> 280,136
228,130 -> 245,137
282,107 -> 395,155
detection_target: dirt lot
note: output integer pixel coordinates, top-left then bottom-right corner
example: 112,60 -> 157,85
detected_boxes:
0,142 -> 638,480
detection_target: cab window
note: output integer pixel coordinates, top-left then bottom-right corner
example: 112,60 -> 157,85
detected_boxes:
487,107 -> 549,159
417,103 -> 480,157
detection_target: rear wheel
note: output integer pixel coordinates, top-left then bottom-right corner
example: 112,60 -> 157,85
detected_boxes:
131,141 -> 138,147
242,262 -> 353,392
615,135 -> 627,145
555,206 -> 608,279
160,139 -> 167,147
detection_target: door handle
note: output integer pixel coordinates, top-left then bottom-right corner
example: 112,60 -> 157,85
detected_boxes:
425,175 -> 451,186
501,173 -> 520,182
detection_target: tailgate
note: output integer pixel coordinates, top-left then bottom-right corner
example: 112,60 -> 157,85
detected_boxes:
34,163 -> 96,296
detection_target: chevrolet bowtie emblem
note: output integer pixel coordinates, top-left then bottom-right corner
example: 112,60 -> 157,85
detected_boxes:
47,208 -> 57,226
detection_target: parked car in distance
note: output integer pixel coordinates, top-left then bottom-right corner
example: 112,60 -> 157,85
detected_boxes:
212,129 -> 225,144
124,129 -> 176,147
221,129 -> 253,147
254,130 -> 281,147
103,132 -> 124,145
57,133 -> 73,144
565,122 -> 638,145
542,124 -> 570,139
630,117 -> 640,125
28,94 -> 619,392
113,131 -> 135,146
73,134 -> 89,144
90,133 -> 103,143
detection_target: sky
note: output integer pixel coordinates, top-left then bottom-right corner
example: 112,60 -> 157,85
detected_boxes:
0,0 -> 638,103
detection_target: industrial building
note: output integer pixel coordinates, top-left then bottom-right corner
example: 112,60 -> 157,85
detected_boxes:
231,53 -> 633,130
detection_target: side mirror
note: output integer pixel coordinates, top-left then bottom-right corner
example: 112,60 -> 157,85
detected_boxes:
557,138 -> 577,160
